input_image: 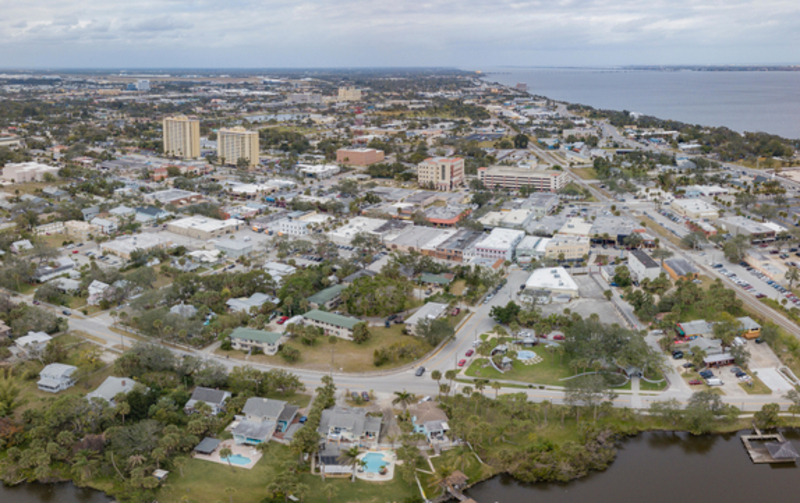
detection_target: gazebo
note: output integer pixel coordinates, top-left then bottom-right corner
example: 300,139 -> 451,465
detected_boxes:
766,441 -> 800,461
193,437 -> 221,456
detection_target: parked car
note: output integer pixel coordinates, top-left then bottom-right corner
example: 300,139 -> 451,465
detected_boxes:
755,338 -> 765,344
72,249 -> 79,254
699,370 -> 714,378
298,416 -> 308,424
415,367 -> 426,377
682,362 -> 694,368
689,379 -> 703,385
551,333 -> 565,341
361,391 -> 370,402
465,349 -> 475,357
276,316 -> 289,325
387,314 -> 397,322
351,392 -> 359,401
672,350 -> 684,359
458,359 -> 467,367
451,308 -> 460,316
33,300 -> 40,305
62,310 -> 71,316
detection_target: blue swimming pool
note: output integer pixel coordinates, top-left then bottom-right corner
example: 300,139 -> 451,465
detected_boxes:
225,454 -> 252,466
517,350 -> 537,360
361,452 -> 388,473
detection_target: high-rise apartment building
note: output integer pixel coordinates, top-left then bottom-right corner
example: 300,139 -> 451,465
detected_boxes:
337,87 -> 362,101
416,157 -> 465,191
162,116 -> 200,159
477,166 -> 567,192
218,127 -> 260,168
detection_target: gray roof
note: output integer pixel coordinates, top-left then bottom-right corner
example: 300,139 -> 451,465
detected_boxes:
233,419 -> 276,440
40,363 -> 77,379
170,303 -> 198,318
342,269 -> 378,283
405,302 -> 449,328
678,320 -> 713,336
278,404 -> 299,423
86,376 -> 136,403
306,284 -> 346,305
665,258 -> 699,277
424,420 -> 449,433
283,423 -> 303,443
242,397 -> 287,420
318,406 -> 382,437
766,441 -> 800,459
186,387 -> 231,407
303,309 -> 361,330
630,249 -> 659,269
194,437 -> 221,454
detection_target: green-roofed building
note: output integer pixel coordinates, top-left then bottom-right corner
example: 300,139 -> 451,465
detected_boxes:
306,284 -> 347,310
230,327 -> 285,355
419,273 -> 452,286
302,309 -> 361,339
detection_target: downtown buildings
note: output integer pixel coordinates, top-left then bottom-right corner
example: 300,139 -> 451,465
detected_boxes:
417,157 -> 465,191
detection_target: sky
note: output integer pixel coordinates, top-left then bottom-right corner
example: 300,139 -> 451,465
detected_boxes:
3,0 -> 800,68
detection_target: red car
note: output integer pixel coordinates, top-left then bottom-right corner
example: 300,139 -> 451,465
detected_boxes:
551,333 -> 565,340
451,308 -> 460,316
465,349 -> 474,357
458,359 -> 467,367
72,250 -> 79,254
276,316 -> 289,325
689,379 -> 703,385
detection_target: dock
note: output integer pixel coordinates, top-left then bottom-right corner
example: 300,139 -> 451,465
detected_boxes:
741,426 -> 799,464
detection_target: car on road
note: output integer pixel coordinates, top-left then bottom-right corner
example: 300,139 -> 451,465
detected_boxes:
415,367 -> 426,377
361,391 -> 370,402
458,359 -> 467,367
62,310 -> 71,316
465,349 -> 475,357
33,300 -> 40,305
72,250 -> 79,254
387,314 -> 397,322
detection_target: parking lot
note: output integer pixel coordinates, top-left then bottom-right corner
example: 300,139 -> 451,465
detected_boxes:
710,259 -> 800,308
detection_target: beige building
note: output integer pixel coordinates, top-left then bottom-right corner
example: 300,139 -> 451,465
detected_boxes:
1,162 -> 59,183
218,127 -> 260,168
670,199 -> 720,221
65,220 -> 99,241
166,216 -> 243,240
477,166 -> 567,192
162,116 -> 200,159
417,157 -> 465,191
337,87 -> 362,101
336,148 -> 384,166
545,234 -> 590,262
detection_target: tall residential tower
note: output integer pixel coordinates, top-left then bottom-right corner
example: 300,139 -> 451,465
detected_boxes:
162,116 -> 200,159
217,127 -> 260,168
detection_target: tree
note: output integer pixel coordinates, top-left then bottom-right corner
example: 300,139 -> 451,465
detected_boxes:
491,381 -> 502,398
612,265 -> 631,287
337,445 -> 363,482
735,191 -> 757,209
729,344 -> 750,367
784,389 -> 800,417
489,301 -> 521,324
754,403 -> 781,430
564,374 -> 617,421
603,290 -> 613,301
321,483 -> 338,503
786,268 -> 800,289
513,133 -> 529,149
684,391 -> 727,435
722,235 -> 749,263
681,231 -> 708,251
224,486 -> 237,503
219,447 -> 234,472
431,370 -> 442,396
650,247 -> 673,266
350,232 -> 384,268
392,390 -> 414,411
352,322 -> 370,344
415,317 -> 455,346
649,398 -> 683,426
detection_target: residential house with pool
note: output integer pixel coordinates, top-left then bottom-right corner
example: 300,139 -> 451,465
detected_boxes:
318,406 -> 383,446
232,397 -> 299,445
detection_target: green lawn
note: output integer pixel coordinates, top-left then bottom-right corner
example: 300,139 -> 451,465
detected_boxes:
739,374 -> 772,395
420,446 -> 496,498
160,443 -> 417,503
571,167 -> 598,180
464,345 -> 573,385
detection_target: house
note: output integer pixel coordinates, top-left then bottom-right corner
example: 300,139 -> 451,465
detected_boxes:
318,406 -> 382,445
675,320 -> 714,338
229,327 -> 284,356
109,205 -> 136,218
184,387 -> 232,415
15,331 -> 52,352
90,217 -> 118,235
302,309 -> 361,339
232,397 -> 299,445
87,280 -> 111,305
405,302 -> 449,335
10,239 -> 33,254
411,402 -> 451,443
33,257 -> 76,282
135,206 -> 171,223
419,273 -> 453,287
81,206 -> 100,221
38,363 -> 78,393
86,376 -> 136,406
226,293 -> 277,313
342,269 -> 378,284
738,316 -> 762,339
169,302 -> 198,318
306,284 -> 346,310
0,320 -> 11,340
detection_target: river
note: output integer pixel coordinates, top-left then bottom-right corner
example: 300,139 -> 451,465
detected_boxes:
481,67 -> 800,140
0,481 -> 112,503
464,430 -> 800,503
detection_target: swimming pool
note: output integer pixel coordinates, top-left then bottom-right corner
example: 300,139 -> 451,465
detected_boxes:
517,350 -> 537,360
224,454 -> 252,466
361,452 -> 388,473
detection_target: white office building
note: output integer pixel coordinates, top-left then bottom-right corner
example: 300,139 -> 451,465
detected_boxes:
470,228 -> 526,262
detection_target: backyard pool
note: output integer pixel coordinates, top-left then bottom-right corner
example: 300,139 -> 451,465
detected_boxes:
225,454 -> 252,466
361,452 -> 389,473
517,350 -> 537,360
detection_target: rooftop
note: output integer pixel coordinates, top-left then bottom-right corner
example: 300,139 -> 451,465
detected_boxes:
306,284 -> 346,305
303,309 -> 361,330
475,228 -> 526,250
524,267 -> 579,292
630,249 -> 659,269
230,327 -> 283,345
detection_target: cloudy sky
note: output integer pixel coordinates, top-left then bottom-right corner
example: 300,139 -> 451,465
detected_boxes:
3,0 -> 799,68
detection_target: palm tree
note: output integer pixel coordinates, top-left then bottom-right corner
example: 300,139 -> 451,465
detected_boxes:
321,483 -> 338,503
491,381 -> 502,398
294,483 -> 310,502
392,390 -> 414,411
786,267 -> 800,289
474,379 -> 488,396
219,447 -> 234,472
445,370 -> 456,390
337,446 -> 362,482
127,454 -> 145,471
151,448 -> 167,470
461,385 -> 473,396
224,486 -> 236,503
172,456 -> 188,477
431,370 -> 442,396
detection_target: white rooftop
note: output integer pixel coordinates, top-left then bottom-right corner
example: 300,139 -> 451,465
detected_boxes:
524,267 -> 579,293
170,216 -> 244,233
475,228 -> 526,250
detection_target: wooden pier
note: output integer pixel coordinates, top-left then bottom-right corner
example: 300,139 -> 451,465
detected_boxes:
741,426 -> 799,464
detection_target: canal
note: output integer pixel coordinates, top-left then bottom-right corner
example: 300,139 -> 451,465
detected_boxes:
0,481 -> 112,503
465,430 -> 800,503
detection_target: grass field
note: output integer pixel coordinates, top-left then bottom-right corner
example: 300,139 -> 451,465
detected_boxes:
639,215 -> 684,248
464,345 -> 573,385
571,167 -> 599,180
159,443 -> 417,503
450,280 -> 467,296
217,323 -> 433,373
739,374 -> 772,395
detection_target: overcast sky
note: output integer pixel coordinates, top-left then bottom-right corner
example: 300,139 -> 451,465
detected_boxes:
3,0 -> 800,68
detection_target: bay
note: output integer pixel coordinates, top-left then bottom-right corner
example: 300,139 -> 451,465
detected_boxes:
464,430 -> 800,503
482,67 -> 800,140
0,481 -> 112,503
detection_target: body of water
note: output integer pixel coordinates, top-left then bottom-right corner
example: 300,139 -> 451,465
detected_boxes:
0,482 -> 112,503
483,68 -> 800,140
465,430 -> 800,503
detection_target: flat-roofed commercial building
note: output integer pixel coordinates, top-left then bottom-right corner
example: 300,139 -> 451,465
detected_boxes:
336,148 -> 384,166
477,166 -> 567,192
628,249 -> 661,282
145,189 -> 202,206
101,234 -> 173,260
544,234 -> 590,262
522,267 -> 579,300
417,157 -> 465,191
717,216 -> 778,243
337,87 -> 362,101
218,127 -> 260,168
430,229 -> 484,262
163,116 -> 200,159
670,199 -> 720,220
471,228 -> 526,262
166,216 -> 243,240
1,162 -> 59,183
